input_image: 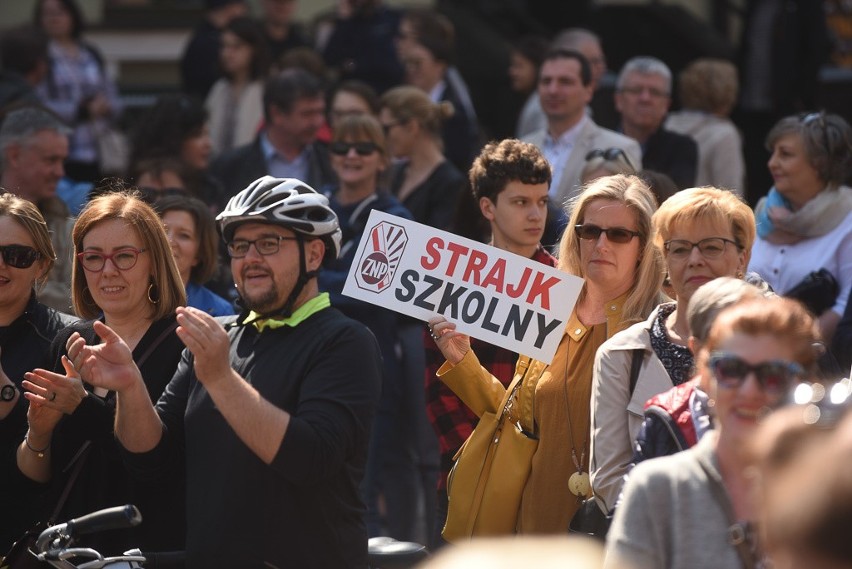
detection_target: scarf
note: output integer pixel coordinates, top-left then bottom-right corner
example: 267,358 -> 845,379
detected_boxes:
755,185 -> 852,245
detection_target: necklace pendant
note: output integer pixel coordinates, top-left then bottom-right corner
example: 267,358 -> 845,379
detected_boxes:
568,470 -> 591,497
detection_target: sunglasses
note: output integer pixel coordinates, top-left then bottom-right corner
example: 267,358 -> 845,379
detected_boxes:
329,141 -> 379,156
585,147 -> 637,170
802,111 -> 832,153
574,224 -> 640,244
0,244 -> 42,269
709,353 -> 804,395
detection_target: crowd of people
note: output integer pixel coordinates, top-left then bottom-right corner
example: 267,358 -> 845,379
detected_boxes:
1,0 -> 852,568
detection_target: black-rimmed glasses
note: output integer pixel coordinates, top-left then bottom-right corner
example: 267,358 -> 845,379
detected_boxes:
226,236 -> 299,258
709,353 -> 804,395
575,224 -> 640,244
76,248 -> 147,272
0,244 -> 42,269
664,237 -> 740,260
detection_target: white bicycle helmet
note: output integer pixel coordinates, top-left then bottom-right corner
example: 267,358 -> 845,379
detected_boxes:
217,176 -> 342,259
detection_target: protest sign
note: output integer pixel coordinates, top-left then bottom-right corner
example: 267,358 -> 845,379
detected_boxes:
342,211 -> 583,364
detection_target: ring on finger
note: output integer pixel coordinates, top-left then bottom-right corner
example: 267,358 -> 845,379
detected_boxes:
49,392 -> 57,402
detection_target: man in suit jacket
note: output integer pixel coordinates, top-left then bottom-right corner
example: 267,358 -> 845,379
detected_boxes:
614,56 -> 698,191
523,48 -> 641,207
210,68 -> 336,201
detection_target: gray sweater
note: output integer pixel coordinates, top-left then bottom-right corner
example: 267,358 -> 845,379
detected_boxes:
604,433 -> 744,569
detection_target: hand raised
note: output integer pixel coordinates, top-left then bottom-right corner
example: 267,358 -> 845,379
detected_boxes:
176,306 -> 232,386
66,321 -> 142,393
23,356 -> 88,416
427,316 -> 470,366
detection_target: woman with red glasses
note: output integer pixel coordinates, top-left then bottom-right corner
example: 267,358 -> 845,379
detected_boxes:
0,193 -> 77,552
429,174 -> 665,534
15,191 -> 187,555
606,296 -> 820,569
590,186 -> 755,521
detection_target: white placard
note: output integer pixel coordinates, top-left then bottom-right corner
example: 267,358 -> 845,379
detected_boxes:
342,211 -> 583,364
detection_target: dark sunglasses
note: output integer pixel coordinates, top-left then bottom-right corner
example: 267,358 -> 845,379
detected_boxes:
574,224 -> 640,244
329,141 -> 379,156
585,147 -> 636,169
709,353 -> 804,395
0,244 -> 42,269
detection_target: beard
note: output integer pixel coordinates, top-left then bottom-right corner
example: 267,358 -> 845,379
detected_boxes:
237,268 -> 284,314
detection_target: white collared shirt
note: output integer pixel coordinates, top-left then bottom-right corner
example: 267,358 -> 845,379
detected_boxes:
543,115 -> 588,197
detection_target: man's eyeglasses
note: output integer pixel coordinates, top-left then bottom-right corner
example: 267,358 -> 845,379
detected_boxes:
575,224 -> 640,244
76,248 -> 147,272
618,85 -> 670,99
226,236 -> 299,258
329,141 -> 380,156
585,147 -> 636,169
709,353 -> 804,395
664,237 -> 740,260
0,244 -> 42,269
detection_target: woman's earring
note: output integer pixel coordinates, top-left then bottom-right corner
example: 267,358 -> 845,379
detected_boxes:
147,282 -> 159,304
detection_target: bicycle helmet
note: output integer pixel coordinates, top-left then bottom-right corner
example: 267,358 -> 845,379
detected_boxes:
217,176 -> 341,259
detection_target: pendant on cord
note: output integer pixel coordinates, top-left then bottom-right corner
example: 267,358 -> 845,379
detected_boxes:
568,448 -> 591,497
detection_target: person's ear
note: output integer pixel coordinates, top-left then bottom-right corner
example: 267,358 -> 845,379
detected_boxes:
688,336 -> 699,356
5,144 -> 21,169
479,196 -> 496,221
306,238 -> 325,271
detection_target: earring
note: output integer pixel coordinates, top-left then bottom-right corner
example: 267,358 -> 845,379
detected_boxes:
736,270 -> 744,279
147,282 -> 159,304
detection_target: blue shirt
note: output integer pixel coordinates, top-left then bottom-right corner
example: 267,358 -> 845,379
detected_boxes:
260,131 -> 309,181
186,282 -> 235,316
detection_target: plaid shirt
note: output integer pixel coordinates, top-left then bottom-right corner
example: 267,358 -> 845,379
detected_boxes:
424,245 -> 557,489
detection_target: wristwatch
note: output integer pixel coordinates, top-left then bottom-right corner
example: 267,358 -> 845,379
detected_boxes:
1,384 -> 16,402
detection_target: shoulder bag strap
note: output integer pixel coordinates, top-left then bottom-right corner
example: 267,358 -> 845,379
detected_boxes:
628,348 -> 643,398
696,453 -> 757,569
48,440 -> 92,525
134,321 -> 179,369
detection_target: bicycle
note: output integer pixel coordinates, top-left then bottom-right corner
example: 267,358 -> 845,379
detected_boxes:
33,504 -> 146,569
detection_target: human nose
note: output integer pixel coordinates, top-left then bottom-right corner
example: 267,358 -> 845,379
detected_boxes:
101,256 -> 120,274
686,244 -> 705,264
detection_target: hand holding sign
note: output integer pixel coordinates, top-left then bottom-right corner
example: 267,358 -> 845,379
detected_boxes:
428,316 -> 470,365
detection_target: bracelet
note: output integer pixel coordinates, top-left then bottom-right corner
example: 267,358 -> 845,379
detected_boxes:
24,433 -> 50,458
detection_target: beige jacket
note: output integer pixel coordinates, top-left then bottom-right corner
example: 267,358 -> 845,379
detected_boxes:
589,304 -> 676,513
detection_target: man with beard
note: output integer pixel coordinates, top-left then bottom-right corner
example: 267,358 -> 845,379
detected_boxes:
67,176 -> 382,568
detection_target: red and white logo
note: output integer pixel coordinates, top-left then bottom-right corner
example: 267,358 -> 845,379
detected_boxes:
355,220 -> 407,293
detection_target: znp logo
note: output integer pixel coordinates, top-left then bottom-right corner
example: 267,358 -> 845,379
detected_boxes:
355,220 -> 407,293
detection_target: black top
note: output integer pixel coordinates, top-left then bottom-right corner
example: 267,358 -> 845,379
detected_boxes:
37,316 -> 186,555
388,159 -> 465,231
0,293 -> 76,551
124,307 -> 382,568
640,127 -> 699,191
649,303 -> 694,387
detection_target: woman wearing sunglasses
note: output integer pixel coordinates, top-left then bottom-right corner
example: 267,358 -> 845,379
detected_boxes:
0,193 -> 77,552
590,187 -> 755,519
429,174 -> 665,533
319,114 -> 416,538
606,296 -> 820,569
15,191 -> 187,554
749,112 -> 852,346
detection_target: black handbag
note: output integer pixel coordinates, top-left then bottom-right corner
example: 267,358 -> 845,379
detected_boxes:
568,349 -> 644,540
784,268 -> 839,316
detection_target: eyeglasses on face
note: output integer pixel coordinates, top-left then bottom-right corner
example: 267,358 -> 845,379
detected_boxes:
664,237 -> 739,260
618,85 -> 669,98
0,244 -> 42,269
575,223 -> 640,244
76,247 -> 147,272
709,353 -> 804,394
226,235 -> 299,258
329,141 -> 380,156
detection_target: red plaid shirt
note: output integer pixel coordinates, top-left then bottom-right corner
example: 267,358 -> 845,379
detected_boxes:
424,245 -> 557,490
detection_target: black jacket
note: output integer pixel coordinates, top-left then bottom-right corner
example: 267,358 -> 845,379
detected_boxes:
640,127 -> 698,191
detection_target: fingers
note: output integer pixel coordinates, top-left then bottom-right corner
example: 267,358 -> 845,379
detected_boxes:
23,365 -> 87,413
427,317 -> 456,341
92,320 -> 121,343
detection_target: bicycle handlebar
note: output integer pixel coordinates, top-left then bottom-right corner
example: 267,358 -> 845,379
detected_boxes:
36,505 -> 142,553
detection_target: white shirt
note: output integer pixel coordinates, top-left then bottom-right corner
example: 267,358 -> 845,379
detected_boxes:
543,115 -> 588,198
748,208 -> 852,315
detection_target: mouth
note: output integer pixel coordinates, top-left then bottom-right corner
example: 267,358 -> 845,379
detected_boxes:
100,285 -> 125,295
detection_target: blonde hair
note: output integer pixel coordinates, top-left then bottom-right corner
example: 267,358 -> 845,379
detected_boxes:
379,85 -> 454,139
558,174 -> 665,325
72,191 -> 186,320
653,186 -> 756,267
678,58 -> 738,115
0,191 -> 55,291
